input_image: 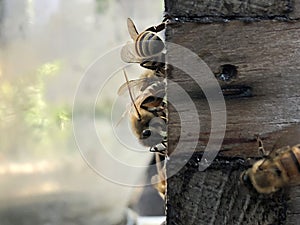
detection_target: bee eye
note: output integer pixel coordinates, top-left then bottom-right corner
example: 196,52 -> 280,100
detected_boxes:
240,171 -> 251,185
241,172 -> 248,183
240,171 -> 255,190
142,129 -> 151,138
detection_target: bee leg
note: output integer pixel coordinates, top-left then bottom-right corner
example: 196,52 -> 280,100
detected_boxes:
155,54 -> 167,75
163,13 -> 173,23
140,61 -> 157,70
161,141 -> 168,157
140,54 -> 167,75
159,149 -> 167,156
150,145 -> 166,156
145,22 -> 166,33
150,146 -> 162,154
149,146 -> 157,153
140,61 -> 166,71
156,70 -> 166,78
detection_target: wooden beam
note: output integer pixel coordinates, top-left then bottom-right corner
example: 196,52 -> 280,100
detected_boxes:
165,0 -> 300,20
167,20 -> 300,158
165,0 -> 300,224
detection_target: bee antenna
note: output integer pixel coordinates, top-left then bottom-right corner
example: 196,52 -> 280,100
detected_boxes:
123,69 -> 141,121
256,135 -> 266,156
255,135 -> 270,170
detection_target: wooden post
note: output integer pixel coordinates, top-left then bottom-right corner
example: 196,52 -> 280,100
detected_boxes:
165,0 -> 300,224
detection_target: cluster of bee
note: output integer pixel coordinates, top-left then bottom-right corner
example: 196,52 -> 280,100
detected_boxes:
240,135 -> 300,194
119,18 -> 168,198
118,18 -> 300,198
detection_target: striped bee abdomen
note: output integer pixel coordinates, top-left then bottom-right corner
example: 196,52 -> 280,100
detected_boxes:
136,31 -> 164,58
278,145 -> 300,180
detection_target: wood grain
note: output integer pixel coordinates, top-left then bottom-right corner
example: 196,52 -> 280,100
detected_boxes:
165,6 -> 300,225
166,20 -> 300,158
165,0 -> 300,20
167,154 -> 287,225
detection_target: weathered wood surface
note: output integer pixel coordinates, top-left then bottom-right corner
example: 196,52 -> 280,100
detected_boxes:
167,20 -> 300,157
167,155 -> 288,225
165,0 -> 300,20
165,0 -> 300,224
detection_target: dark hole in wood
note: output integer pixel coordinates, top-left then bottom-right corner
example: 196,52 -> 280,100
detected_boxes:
216,64 -> 238,82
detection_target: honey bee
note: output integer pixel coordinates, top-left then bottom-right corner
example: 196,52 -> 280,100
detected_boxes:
121,18 -> 167,74
151,152 -> 167,199
119,69 -> 167,154
240,137 -> 300,194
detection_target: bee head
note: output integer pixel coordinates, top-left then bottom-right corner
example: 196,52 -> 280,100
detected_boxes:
135,116 -> 166,147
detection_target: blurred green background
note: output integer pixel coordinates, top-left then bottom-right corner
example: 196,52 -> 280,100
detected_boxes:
0,0 -> 163,224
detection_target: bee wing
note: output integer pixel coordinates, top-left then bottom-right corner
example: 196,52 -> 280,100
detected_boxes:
273,146 -> 291,156
120,42 -> 142,63
265,145 -> 290,159
127,18 -> 139,40
118,77 -> 159,96
115,96 -> 145,128
117,78 -> 145,96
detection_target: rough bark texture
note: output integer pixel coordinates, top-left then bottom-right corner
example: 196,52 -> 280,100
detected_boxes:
167,155 -> 288,225
167,21 -> 300,157
165,0 -> 300,20
165,0 -> 300,224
